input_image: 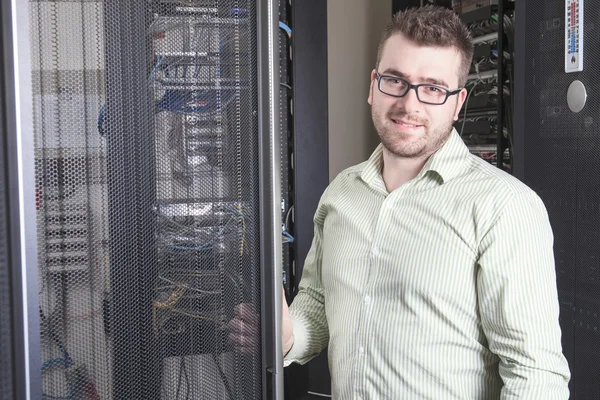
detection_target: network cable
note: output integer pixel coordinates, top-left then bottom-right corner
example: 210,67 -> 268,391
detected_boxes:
279,21 -> 292,38
39,308 -> 100,400
280,82 -> 292,91
460,80 -> 481,138
282,231 -> 295,244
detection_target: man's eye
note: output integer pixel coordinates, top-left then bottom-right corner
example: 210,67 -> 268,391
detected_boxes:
427,86 -> 441,92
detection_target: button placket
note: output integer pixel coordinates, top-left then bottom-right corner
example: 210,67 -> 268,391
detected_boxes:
354,203 -> 388,393
353,197 -> 386,394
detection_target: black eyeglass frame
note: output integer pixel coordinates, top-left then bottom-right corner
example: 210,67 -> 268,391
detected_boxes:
375,72 -> 463,105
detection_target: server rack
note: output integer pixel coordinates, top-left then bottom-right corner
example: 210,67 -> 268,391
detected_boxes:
0,0 -> 317,398
3,0 -> 328,398
452,0 -> 514,172
514,1 -> 600,398
30,0 -> 274,397
283,0 -> 331,398
28,1 -> 272,397
278,1 -> 304,395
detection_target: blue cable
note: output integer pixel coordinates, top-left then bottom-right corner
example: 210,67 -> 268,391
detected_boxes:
279,21 -> 292,38
149,55 -> 165,84
282,231 -> 295,243
230,7 -> 249,16
41,356 -> 73,373
98,24 -> 248,132
225,204 -> 246,216
41,351 -> 75,400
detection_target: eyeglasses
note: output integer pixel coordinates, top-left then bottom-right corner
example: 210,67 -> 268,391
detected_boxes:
375,72 -> 462,105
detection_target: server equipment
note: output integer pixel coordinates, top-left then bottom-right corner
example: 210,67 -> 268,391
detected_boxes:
515,0 -> 599,398
1,0 -> 328,398
452,0 -> 514,172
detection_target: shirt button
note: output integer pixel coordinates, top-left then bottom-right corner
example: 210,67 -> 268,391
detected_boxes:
364,295 -> 371,305
359,346 -> 365,354
372,248 -> 379,257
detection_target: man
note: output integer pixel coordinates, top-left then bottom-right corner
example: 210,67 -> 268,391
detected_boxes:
283,5 -> 569,399
230,5 -> 570,399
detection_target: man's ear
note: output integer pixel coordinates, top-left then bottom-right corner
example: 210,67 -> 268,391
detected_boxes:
454,87 -> 468,120
368,69 -> 377,105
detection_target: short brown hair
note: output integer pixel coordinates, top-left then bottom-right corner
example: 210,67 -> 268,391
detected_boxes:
376,5 -> 474,87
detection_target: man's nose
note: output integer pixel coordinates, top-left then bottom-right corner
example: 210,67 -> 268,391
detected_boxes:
397,87 -> 422,113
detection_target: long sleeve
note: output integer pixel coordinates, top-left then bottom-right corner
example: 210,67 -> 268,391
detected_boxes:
477,190 -> 571,399
283,196 -> 330,367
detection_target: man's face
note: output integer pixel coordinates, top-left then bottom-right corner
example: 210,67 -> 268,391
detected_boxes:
368,33 -> 467,159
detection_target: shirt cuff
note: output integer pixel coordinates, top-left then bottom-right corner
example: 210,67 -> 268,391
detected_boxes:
283,317 -> 309,367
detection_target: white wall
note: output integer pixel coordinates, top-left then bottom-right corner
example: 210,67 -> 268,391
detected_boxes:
327,0 -> 393,180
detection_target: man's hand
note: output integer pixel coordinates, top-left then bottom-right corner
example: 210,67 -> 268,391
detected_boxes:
227,288 -> 295,356
227,303 -> 260,354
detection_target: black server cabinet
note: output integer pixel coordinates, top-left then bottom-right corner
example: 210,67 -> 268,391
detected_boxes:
2,0 -> 330,398
13,0 -> 285,399
282,0 -> 331,398
515,1 -> 600,399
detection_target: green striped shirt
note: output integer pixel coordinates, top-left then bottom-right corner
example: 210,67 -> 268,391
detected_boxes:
284,130 -> 570,399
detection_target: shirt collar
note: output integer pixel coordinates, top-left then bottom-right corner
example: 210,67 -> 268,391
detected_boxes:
418,128 -> 472,183
359,143 -> 385,191
359,128 -> 471,190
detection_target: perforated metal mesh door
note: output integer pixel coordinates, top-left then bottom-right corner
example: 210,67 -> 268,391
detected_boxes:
0,10 -> 16,396
520,1 -> 600,398
29,1 -> 261,399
